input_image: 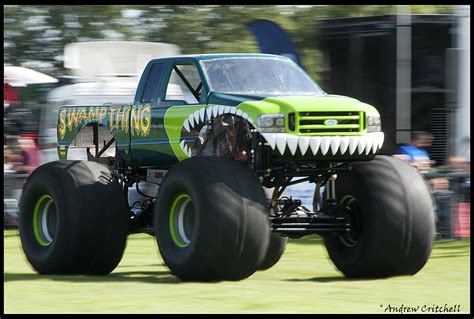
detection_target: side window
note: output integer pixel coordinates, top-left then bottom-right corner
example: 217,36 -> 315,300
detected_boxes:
141,63 -> 164,103
165,64 -> 202,104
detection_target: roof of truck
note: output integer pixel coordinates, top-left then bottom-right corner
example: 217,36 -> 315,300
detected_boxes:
149,53 -> 290,63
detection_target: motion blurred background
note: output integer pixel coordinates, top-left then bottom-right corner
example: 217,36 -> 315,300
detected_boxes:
4,5 -> 470,239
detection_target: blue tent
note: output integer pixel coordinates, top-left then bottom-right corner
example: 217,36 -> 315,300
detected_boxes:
248,19 -> 302,67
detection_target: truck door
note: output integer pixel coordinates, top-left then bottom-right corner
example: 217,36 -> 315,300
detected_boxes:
159,62 -> 208,163
129,62 -> 167,167
130,60 -> 207,167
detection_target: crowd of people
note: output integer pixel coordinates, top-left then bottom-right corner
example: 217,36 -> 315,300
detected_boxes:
4,134 -> 43,175
394,131 -> 470,239
4,133 -> 44,228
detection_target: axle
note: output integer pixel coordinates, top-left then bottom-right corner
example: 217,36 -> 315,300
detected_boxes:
270,214 -> 350,238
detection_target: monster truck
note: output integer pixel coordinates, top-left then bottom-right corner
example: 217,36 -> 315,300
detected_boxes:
19,54 -> 435,281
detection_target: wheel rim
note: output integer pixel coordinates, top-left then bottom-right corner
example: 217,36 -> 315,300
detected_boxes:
338,195 -> 361,248
169,194 -> 195,248
32,194 -> 58,246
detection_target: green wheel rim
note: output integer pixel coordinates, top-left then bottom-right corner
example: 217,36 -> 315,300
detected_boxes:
32,194 -> 57,246
169,193 -> 195,248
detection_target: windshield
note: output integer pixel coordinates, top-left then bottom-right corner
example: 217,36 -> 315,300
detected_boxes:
200,57 -> 324,96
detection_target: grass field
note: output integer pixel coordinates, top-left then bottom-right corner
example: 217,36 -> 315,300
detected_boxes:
4,230 -> 470,314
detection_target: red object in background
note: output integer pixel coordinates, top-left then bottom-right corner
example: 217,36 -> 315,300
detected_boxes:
238,150 -> 248,160
4,81 -> 19,103
19,133 -> 39,140
454,202 -> 470,238
18,134 -> 43,174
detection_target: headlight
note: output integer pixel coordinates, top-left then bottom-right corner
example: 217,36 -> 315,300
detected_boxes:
274,117 -> 285,127
256,114 -> 285,133
367,113 -> 381,132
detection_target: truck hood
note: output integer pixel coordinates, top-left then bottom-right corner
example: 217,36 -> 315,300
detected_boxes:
208,92 -> 379,119
235,94 -> 380,121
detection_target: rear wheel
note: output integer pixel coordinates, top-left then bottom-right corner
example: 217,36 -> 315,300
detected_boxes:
155,157 -> 270,281
320,155 -> 435,278
19,160 -> 129,275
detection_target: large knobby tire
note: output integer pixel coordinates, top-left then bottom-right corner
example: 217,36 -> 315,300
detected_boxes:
259,187 -> 288,271
155,157 -> 270,281
258,233 -> 288,271
321,155 -> 435,278
19,160 -> 129,275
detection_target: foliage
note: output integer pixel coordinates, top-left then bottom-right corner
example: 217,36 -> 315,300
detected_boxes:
4,5 -> 455,81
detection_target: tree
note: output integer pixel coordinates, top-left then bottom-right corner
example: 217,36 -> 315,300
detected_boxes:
3,5 -> 454,79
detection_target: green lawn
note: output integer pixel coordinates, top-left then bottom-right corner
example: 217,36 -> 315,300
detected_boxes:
4,230 -> 470,314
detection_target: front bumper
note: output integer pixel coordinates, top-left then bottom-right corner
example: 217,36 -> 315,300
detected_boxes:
260,132 -> 384,156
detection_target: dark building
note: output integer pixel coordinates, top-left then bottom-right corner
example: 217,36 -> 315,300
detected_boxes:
317,14 -> 456,165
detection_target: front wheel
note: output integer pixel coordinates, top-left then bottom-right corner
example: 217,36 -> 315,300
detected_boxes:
155,157 -> 271,281
321,155 -> 436,278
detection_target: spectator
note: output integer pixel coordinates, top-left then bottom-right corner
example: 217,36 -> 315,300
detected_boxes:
394,131 -> 451,238
395,131 -> 448,191
396,131 -> 436,172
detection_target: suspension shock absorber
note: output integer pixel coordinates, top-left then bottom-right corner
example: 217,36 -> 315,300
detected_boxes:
326,174 -> 337,200
324,169 -> 339,211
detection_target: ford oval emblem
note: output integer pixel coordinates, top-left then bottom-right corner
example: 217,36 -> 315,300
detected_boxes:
324,119 -> 338,126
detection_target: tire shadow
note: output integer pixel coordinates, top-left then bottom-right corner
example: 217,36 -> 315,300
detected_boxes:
284,276 -> 384,283
4,270 -> 183,284
433,239 -> 470,250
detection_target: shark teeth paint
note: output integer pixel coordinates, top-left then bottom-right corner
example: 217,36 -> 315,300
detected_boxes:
365,137 -> 373,155
320,137 -> 331,156
187,113 -> 195,129
218,105 -> 225,115
357,136 -> 367,155
182,105 -> 253,136
193,109 -> 200,125
330,136 -> 341,155
179,105 -> 384,159
180,105 -> 254,158
349,136 -> 358,155
339,136 -> 350,155
275,134 -> 287,155
261,133 -> 276,149
309,136 -> 321,156
199,108 -> 206,122
298,136 -> 310,155
287,135 -> 299,155
179,139 -> 192,158
261,132 -> 385,156
183,120 -> 190,133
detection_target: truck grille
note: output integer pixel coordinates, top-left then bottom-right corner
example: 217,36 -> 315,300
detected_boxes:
298,111 -> 365,134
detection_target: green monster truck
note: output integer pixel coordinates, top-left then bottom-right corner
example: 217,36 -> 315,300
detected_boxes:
19,54 -> 435,281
